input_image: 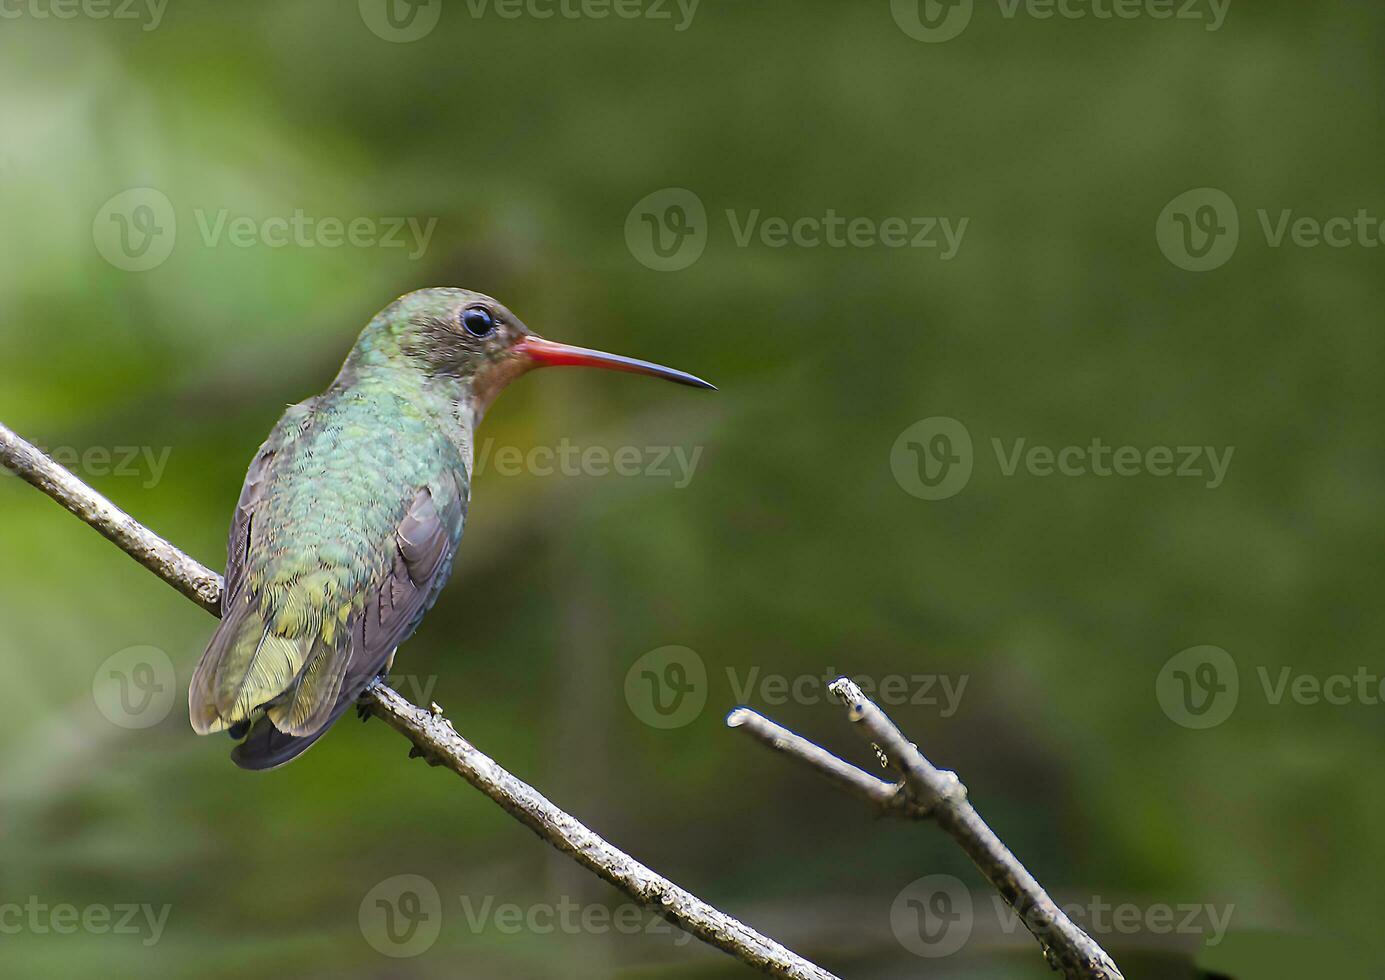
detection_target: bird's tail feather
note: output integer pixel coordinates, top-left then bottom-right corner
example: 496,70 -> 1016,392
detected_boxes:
188,593 -> 312,735
230,694 -> 358,770
192,577 -> 402,769
232,638 -> 400,770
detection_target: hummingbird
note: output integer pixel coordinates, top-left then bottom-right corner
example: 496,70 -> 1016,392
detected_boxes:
188,287 -> 712,770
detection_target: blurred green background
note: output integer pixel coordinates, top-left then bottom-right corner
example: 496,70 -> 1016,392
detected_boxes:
1,1 -> 1383,977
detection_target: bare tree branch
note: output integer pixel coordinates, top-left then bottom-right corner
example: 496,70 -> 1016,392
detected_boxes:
0,419 -> 838,980
728,681 -> 1125,980
725,707 -> 924,817
0,423 -> 222,614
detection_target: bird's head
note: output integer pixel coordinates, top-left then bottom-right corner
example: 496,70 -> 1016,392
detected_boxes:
345,287 -> 713,420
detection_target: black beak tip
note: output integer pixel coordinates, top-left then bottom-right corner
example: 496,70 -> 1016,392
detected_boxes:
662,366 -> 716,390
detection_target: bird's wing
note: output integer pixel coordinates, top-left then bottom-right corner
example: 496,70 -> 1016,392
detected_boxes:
229,472 -> 465,770
190,401 -> 315,735
266,478 -> 460,734
189,390 -> 467,768
222,437 -> 270,611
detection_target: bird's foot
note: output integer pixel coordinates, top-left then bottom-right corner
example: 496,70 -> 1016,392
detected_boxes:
356,667 -> 393,722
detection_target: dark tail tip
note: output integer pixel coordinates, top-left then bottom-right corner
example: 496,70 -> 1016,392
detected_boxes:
230,717 -> 330,771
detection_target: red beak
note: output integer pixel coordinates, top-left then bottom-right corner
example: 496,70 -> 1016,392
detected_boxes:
517,336 -> 715,390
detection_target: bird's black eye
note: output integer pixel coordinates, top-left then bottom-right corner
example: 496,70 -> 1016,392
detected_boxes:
460,306 -> 496,338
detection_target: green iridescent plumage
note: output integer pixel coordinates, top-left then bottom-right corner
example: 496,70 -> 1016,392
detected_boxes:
190,289 -> 504,768
189,287 -> 712,770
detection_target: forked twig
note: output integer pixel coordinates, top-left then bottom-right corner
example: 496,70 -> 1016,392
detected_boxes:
728,680 -> 1124,979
